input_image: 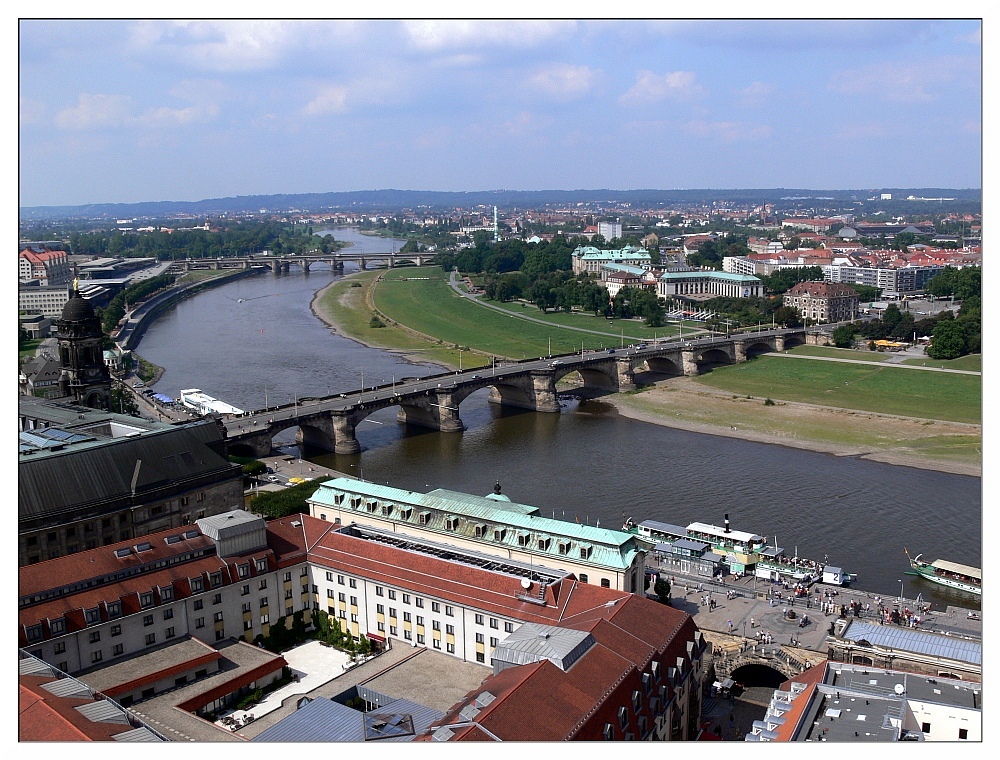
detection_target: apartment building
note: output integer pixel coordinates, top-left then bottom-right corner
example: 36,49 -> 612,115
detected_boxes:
783,281 -> 859,323
19,247 -> 72,286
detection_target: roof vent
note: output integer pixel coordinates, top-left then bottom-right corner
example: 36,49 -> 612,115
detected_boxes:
164,535 -> 181,544
134,541 -> 152,553
291,520 -> 301,527
114,548 -> 131,559
182,530 -> 200,540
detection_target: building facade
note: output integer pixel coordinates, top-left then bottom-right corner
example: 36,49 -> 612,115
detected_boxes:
306,478 -> 650,593
571,245 -> 652,275
19,247 -> 72,286
783,281 -> 859,323
18,396 -> 244,565
656,271 -> 762,300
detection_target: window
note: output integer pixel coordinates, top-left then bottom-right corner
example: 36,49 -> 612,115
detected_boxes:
241,584 -> 250,596
259,579 -> 267,590
475,614 -> 484,625
417,633 -> 425,644
143,615 -> 154,627
601,578 -> 611,588
432,620 -> 440,631
215,629 -> 225,641
145,633 -> 156,645
959,729 -> 969,740
339,593 -> 346,603
404,630 -> 412,640
89,631 -> 101,643
165,627 -> 175,639
504,622 -> 514,633
303,584 -> 312,594
300,567 -> 308,577
287,606 -> 295,616
191,578 -> 204,592
402,594 -> 411,604
446,606 -> 454,617
213,594 -> 222,605
389,608 -> 397,619
349,578 -> 357,589
390,626 -> 397,636
350,596 -> 357,606
196,617 -> 205,629
476,633 -> 484,644
431,601 -> 440,613
284,572 -> 292,582
256,558 -> 268,572
26,625 -> 43,642
922,723 -> 931,734
403,612 -> 411,623
415,596 -> 423,608
433,639 -> 441,649
376,586 -> 384,597
489,617 -> 498,629
238,564 -> 250,578
579,573 -> 589,584
351,613 -> 358,623
476,652 -> 485,663
285,589 -> 294,600
416,615 -> 424,626
51,618 -> 65,634
326,572 -> 335,582
163,608 -> 174,620
388,590 -> 397,600
85,607 -> 101,624
244,620 -> 254,631
210,573 -> 222,588
446,624 -> 455,635
214,612 -> 224,622
193,599 -> 203,611
111,624 -> 122,637
106,603 -> 120,619
490,637 -> 498,648
54,641 -> 66,654
242,602 -> 252,613
337,574 -> 345,585
91,651 -> 103,663
447,643 -> 455,654
260,597 -> 269,608
377,621 -> 385,632
113,644 -> 124,656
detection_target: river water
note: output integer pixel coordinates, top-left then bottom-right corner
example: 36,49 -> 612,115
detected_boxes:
139,228 -> 982,607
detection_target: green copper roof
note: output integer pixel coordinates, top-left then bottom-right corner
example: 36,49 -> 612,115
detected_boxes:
308,478 -> 645,571
658,271 -> 761,283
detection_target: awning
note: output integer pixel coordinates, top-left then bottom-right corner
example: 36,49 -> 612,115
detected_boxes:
366,633 -> 386,643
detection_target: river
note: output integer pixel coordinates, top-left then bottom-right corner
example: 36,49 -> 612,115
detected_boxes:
138,228 -> 982,607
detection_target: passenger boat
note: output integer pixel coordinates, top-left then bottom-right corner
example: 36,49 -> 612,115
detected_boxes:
904,549 -> 981,596
624,514 -> 854,586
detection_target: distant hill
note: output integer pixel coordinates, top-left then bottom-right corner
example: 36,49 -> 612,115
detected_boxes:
19,187 -> 982,221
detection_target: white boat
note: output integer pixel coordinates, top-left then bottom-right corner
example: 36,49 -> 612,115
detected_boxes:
904,549 -> 981,595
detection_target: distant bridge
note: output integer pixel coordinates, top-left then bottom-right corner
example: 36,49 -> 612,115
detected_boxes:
223,329 -> 808,457
166,250 -> 437,274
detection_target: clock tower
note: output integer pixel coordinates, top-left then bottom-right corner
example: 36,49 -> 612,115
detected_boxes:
57,279 -> 111,409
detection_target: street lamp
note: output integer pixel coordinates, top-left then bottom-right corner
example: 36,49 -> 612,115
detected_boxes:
898,579 -> 904,603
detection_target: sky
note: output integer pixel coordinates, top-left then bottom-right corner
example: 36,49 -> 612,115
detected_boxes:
18,17 -> 985,208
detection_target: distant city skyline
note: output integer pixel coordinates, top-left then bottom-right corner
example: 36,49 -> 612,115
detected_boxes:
19,18 -> 983,208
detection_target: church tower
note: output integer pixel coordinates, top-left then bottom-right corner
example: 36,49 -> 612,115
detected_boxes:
57,279 -> 111,409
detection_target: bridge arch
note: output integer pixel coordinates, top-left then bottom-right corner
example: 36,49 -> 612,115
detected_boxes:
638,355 -> 684,377
694,346 -> 735,371
741,338 -> 775,358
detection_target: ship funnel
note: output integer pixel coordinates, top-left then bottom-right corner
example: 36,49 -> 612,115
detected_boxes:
724,514 -> 730,534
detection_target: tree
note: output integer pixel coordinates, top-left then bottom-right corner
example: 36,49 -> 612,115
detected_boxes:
653,578 -> 671,605
831,324 -> 856,348
926,318 -> 966,360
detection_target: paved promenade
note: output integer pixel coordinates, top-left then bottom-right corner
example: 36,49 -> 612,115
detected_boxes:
655,567 -> 982,656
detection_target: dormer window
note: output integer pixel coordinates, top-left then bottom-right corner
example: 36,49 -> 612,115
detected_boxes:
493,527 -> 506,541
381,503 -> 393,516
445,516 -> 459,531
419,511 -> 431,525
537,537 -> 551,551
474,524 -> 489,538
558,541 -> 570,555
580,545 -> 592,560
517,533 -> 530,547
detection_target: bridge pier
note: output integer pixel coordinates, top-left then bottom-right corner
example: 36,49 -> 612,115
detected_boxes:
681,349 -> 700,376
396,391 -> 465,431
330,411 -> 361,454
486,371 -> 560,412
615,358 -> 636,391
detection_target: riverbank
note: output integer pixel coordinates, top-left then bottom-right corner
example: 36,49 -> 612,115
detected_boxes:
606,378 -> 981,477
310,272 -> 980,478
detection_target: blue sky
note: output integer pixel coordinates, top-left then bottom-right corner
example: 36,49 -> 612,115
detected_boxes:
18,18 -> 983,208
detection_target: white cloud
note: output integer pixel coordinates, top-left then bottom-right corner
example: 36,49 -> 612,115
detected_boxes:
524,64 -> 597,102
619,70 -> 705,105
828,56 -> 978,103
403,20 -> 575,52
55,93 -> 132,130
302,85 -> 350,116
736,81 -> 776,108
683,120 -> 772,143
137,104 -> 216,128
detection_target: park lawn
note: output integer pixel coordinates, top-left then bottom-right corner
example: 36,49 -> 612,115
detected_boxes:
785,345 -> 893,361
693,355 -> 981,424
485,299 -> 684,342
901,353 -> 981,372
373,268 -> 613,358
316,272 -> 480,368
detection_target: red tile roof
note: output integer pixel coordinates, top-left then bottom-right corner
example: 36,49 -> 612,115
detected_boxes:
19,675 -> 127,741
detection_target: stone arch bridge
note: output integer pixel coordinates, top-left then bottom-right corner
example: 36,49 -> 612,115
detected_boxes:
224,329 -> 807,457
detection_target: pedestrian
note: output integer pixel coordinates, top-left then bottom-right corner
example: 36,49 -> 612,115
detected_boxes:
750,617 -> 755,629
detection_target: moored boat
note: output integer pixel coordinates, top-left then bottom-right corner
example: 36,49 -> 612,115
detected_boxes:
904,549 -> 981,595
624,513 -> 854,586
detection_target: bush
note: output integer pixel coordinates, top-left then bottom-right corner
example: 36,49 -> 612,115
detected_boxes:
369,316 -> 386,328
764,398 -> 775,406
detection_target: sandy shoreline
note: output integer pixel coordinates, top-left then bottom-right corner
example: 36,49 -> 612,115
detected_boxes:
310,277 -> 980,479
